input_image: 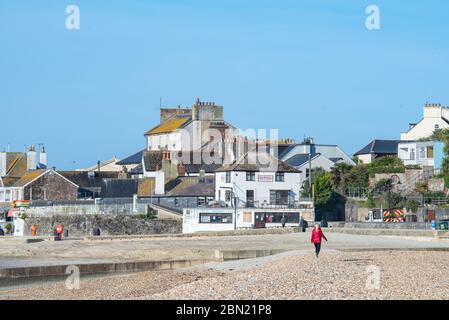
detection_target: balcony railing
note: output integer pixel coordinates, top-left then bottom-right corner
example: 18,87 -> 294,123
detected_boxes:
240,200 -> 314,209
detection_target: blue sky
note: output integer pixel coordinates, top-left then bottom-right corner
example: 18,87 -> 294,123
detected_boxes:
1,0 -> 449,169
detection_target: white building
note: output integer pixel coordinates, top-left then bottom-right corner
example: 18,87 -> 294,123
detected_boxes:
272,140 -> 355,185
283,153 -> 337,185
397,140 -> 436,167
277,141 -> 355,166
354,140 -> 400,164
144,99 -> 237,152
214,151 -> 303,208
182,201 -> 314,234
401,103 -> 449,141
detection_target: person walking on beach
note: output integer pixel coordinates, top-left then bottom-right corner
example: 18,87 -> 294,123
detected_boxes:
281,215 -> 287,228
311,223 -> 327,258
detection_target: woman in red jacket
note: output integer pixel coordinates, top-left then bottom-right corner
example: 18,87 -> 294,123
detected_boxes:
311,223 -> 327,257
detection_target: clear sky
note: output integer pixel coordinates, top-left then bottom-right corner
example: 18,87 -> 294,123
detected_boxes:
1,0 -> 449,169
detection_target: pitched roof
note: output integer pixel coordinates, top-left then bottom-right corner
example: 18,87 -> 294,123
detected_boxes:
137,178 -> 155,197
142,151 -> 164,172
59,171 -> 121,189
144,114 -> 191,135
216,151 -> 300,172
76,157 -> 120,172
12,170 -> 79,188
117,150 -> 144,165
354,140 -> 400,156
4,153 -> 27,178
12,169 -> 47,187
129,163 -> 143,175
100,179 -> 139,198
284,154 -> 319,167
178,151 -> 223,173
166,176 -> 215,197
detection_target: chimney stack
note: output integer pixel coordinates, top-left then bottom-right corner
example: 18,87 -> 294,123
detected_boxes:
0,151 -> 6,177
177,162 -> 186,177
39,145 -> 47,169
27,145 -> 37,171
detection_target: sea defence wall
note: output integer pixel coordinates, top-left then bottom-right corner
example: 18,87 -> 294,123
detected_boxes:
21,214 -> 181,237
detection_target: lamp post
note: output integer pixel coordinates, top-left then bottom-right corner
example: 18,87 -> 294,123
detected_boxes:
387,175 -> 402,215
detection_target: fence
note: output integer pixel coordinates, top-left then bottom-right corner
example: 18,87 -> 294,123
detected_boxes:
24,197 -> 157,216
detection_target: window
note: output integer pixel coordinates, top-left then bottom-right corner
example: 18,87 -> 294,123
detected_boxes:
246,171 -> 255,181
435,124 -> 440,129
410,149 -> 415,160
199,213 -> 233,224
197,197 -> 206,206
306,169 -> 310,178
226,172 -> 231,183
246,190 -> 254,208
225,190 -> 232,202
275,172 -> 285,182
265,212 -> 300,224
243,212 -> 252,223
427,146 -> 434,159
270,190 -> 290,205
174,198 -> 179,207
419,147 -> 426,159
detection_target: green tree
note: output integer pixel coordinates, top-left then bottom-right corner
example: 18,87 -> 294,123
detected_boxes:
330,162 -> 353,193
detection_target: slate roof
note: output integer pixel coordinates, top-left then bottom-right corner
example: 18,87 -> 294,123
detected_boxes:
166,176 -> 215,197
354,140 -> 400,156
142,151 -> 164,172
329,157 -> 344,163
100,179 -> 139,198
59,171 -> 121,189
216,151 -> 300,173
117,150 -> 144,165
178,151 -> 223,173
284,154 -> 319,167
142,150 -> 223,173
144,114 -> 191,135
129,163 -> 143,175
278,145 -> 297,160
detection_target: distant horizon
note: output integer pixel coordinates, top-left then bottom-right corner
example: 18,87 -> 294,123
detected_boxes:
2,0 -> 448,169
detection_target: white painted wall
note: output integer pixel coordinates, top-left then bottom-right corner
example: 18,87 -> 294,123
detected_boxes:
182,207 -> 314,233
215,171 -> 302,207
401,105 -> 449,140
401,117 -> 449,140
295,155 -> 336,183
0,187 -> 23,202
398,141 -> 435,167
357,154 -> 374,164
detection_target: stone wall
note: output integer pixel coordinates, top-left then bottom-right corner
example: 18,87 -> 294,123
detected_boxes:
428,178 -> 445,192
22,214 -> 182,236
24,171 -> 78,201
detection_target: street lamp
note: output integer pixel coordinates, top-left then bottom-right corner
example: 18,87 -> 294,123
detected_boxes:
387,175 -> 402,215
